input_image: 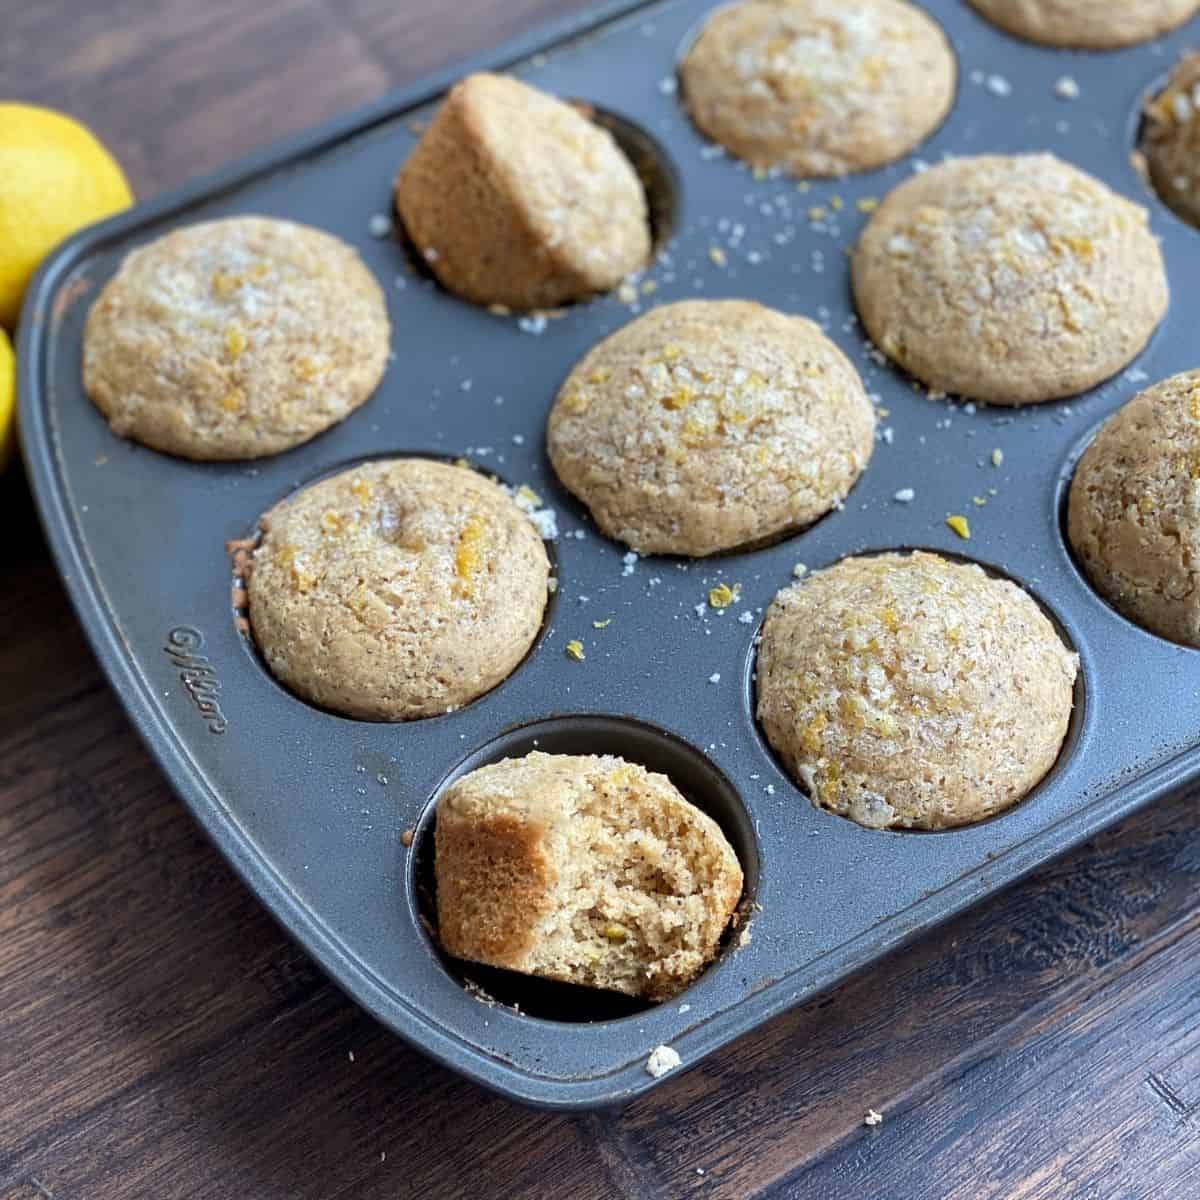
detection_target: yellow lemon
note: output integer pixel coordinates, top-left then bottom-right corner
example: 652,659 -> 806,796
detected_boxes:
0,327 -> 14,470
0,104 -> 132,329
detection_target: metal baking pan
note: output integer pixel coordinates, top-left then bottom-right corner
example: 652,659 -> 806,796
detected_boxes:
18,0 -> 1200,1109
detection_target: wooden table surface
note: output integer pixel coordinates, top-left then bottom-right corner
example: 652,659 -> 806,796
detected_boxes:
2,3 -> 1199,1197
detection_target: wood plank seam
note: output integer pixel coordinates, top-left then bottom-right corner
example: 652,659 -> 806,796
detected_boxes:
580,1113 -> 669,1199
0,683 -> 109,749
1145,1073 -> 1196,1124
308,0 -> 398,83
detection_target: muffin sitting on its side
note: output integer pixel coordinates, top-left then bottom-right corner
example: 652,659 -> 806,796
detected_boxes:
83,217 -> 390,460
395,73 -> 651,310
435,752 -> 744,1001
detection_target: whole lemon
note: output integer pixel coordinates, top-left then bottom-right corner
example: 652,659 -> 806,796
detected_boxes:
0,327 -> 14,470
0,104 -> 132,329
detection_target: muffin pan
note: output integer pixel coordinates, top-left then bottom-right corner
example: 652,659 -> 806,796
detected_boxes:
18,0 -> 1200,1108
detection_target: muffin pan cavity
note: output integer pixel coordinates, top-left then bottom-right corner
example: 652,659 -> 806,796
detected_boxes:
589,105 -> 680,256
18,0 -> 1200,1107
408,715 -> 758,1022
1132,60 -> 1200,231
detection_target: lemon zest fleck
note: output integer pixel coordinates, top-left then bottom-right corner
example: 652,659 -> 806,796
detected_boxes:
708,582 -> 740,609
661,383 -> 695,411
225,324 -> 248,359
453,514 -> 487,598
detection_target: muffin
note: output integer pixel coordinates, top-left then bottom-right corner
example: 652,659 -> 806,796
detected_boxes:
1140,54 -> 1200,230
1068,371 -> 1200,647
247,459 -> 550,720
756,552 -> 1079,830
680,0 -> 956,177
852,154 -> 1168,405
395,73 -> 651,309
967,0 -> 1198,48
435,751 -> 744,1000
83,216 -> 389,460
546,300 -> 875,556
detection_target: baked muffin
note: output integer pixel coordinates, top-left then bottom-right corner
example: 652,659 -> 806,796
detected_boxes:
435,751 -> 744,1001
852,154 -> 1168,405
1068,371 -> 1200,647
395,73 -> 651,309
83,216 -> 389,460
757,552 -> 1079,830
967,0 -> 1198,48
1140,54 -> 1200,230
680,0 -> 956,177
547,300 -> 875,556
247,459 -> 550,720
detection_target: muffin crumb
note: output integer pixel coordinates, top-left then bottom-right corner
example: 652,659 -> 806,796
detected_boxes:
646,1045 -> 682,1078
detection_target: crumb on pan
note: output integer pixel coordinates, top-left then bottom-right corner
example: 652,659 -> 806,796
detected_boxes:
646,1044 -> 682,1078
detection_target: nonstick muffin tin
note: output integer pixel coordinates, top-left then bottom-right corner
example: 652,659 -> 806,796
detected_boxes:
18,0 -> 1200,1109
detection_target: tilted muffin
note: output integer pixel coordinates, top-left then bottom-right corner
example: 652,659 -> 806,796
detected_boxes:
680,0 -> 956,177
546,300 -> 875,556
83,217 -> 389,460
967,0 -> 1197,48
757,552 -> 1079,830
852,154 -> 1168,405
395,73 -> 651,310
1140,54 -> 1200,231
435,752 -> 744,1001
1068,371 -> 1200,647
247,459 -> 550,720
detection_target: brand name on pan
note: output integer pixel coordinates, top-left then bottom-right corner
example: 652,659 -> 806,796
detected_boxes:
163,627 -> 228,734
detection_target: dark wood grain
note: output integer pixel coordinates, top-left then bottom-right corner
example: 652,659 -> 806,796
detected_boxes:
1,4 -> 1198,1198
